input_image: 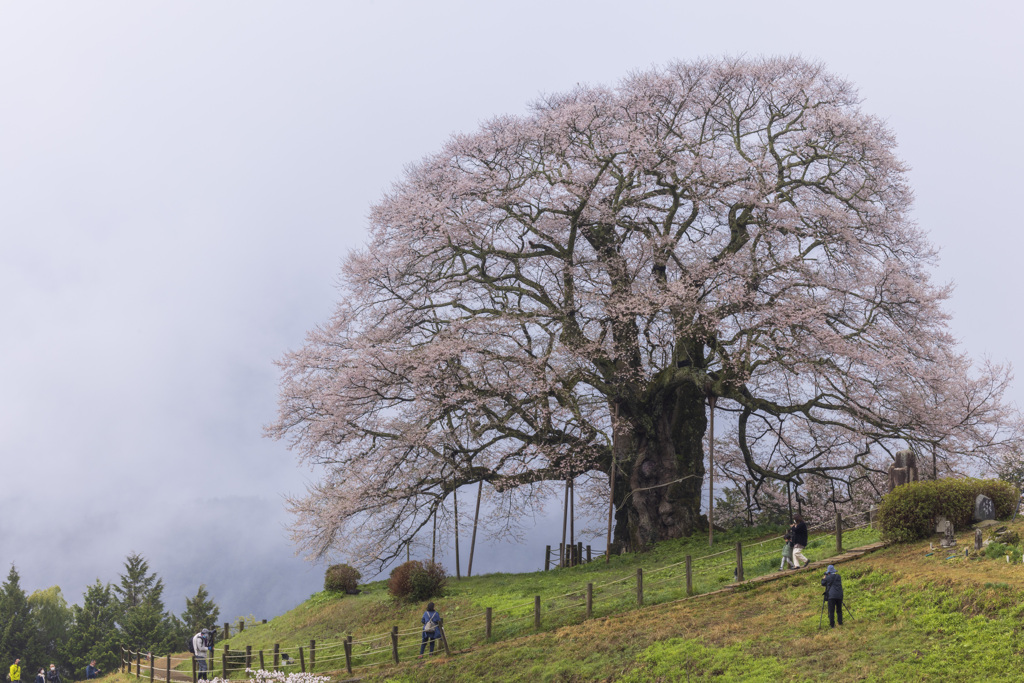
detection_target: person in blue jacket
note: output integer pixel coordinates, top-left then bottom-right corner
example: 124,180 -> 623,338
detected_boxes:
85,661 -> 101,679
821,564 -> 844,627
419,602 -> 443,656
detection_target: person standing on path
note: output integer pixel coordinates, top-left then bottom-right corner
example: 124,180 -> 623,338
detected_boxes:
45,664 -> 60,683
192,629 -> 211,680
419,602 -> 443,657
34,668 -> 43,683
85,661 -> 100,680
791,515 -> 809,568
9,658 -> 20,683
821,564 -> 844,628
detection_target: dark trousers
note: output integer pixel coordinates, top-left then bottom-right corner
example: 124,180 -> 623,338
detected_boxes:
420,630 -> 438,654
828,598 -> 843,627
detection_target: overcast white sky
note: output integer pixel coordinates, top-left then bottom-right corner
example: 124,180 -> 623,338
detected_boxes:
1,1 -> 1022,621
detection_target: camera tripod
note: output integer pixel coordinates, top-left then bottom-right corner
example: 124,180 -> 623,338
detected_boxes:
818,594 -> 855,630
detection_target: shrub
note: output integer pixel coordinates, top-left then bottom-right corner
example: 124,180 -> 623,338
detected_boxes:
409,561 -> 448,602
877,478 -> 1019,543
388,561 -> 423,600
324,564 -> 361,593
387,560 -> 448,601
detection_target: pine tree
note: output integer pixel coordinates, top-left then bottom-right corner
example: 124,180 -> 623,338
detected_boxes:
114,554 -> 171,653
181,585 -> 220,638
66,581 -> 119,676
0,566 -> 31,668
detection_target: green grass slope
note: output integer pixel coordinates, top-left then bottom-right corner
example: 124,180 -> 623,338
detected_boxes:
171,519 -> 1024,681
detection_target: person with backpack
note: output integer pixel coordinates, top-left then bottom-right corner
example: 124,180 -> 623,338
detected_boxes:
191,629 -> 211,680
821,564 -> 844,628
9,658 -> 21,683
419,602 -> 443,656
45,665 -> 59,683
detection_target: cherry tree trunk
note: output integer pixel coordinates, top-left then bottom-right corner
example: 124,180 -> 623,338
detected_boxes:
615,380 -> 707,550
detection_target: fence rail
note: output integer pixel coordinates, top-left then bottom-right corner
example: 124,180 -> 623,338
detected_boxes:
121,510 -> 879,680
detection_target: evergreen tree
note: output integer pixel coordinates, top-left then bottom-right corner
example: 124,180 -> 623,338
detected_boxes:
181,585 -> 220,639
66,581 -> 120,676
114,554 -> 171,653
113,554 -> 165,612
0,566 -> 31,668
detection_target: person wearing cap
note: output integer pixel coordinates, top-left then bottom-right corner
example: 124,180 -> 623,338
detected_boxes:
821,564 -> 844,628
192,629 -> 211,680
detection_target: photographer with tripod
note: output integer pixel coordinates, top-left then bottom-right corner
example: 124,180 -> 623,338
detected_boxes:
820,565 -> 844,628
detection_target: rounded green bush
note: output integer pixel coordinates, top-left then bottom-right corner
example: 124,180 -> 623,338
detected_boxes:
324,563 -> 362,593
387,560 -> 447,601
877,478 -> 1019,543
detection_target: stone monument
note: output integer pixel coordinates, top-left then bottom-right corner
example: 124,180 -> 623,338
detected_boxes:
887,448 -> 920,492
974,494 -> 996,522
940,520 -> 956,548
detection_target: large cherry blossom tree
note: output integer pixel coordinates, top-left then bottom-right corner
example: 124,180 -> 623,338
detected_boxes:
269,57 -> 1021,566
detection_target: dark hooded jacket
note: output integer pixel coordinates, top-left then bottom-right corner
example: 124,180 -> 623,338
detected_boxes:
821,571 -> 844,600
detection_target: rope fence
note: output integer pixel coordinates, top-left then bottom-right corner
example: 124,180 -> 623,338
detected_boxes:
120,509 -> 881,679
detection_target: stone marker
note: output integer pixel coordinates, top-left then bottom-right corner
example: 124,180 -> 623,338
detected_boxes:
935,515 -> 948,533
974,494 -> 996,522
975,528 -> 983,551
940,520 -> 956,548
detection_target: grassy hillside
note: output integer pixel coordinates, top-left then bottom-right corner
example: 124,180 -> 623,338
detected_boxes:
141,519 -> 1024,681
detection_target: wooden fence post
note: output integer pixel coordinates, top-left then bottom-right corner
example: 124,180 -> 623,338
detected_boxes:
298,647 -> 305,673
836,511 -> 843,553
586,545 -> 592,562
149,652 -> 154,683
577,542 -> 583,566
637,568 -> 644,606
221,645 -> 227,679
586,583 -> 593,619
273,644 -> 280,670
239,619 -> 244,632
136,651 -> 141,677
262,619 -> 267,624
258,651 -> 264,671
224,622 -> 230,640
390,626 -> 399,663
685,555 -> 693,596
310,640 -> 316,671
343,640 -> 352,675
485,607 -> 492,639
165,655 -> 170,683
245,645 -> 252,670
545,545 -> 551,571
207,648 -> 212,678
191,653 -> 196,683
534,595 -> 541,628
735,541 -> 744,582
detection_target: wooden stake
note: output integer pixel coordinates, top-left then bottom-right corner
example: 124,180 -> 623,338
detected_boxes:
343,641 -> 352,675
468,480 -> 483,577
636,568 -> 644,606
685,555 -> 693,596
485,607 -> 492,639
454,487 -> 461,579
390,626 -> 399,663
586,582 -> 593,619
708,395 -> 716,547
560,480 -> 569,567
534,595 -> 541,628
